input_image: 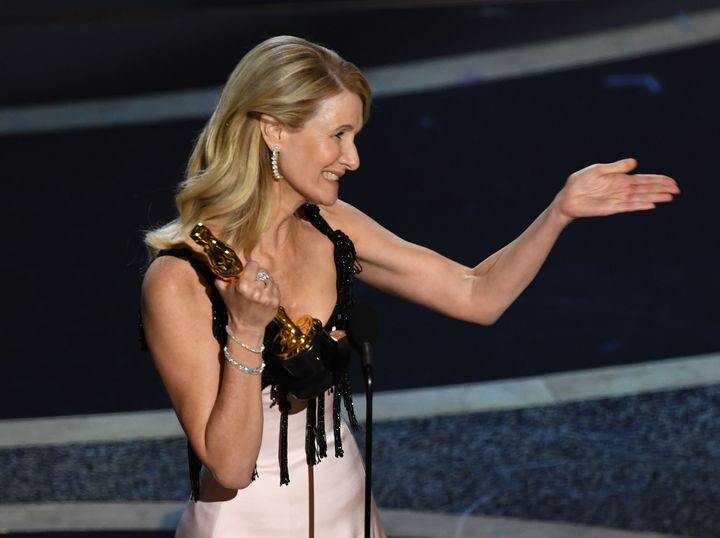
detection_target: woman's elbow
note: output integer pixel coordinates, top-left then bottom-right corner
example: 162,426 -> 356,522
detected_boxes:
472,313 -> 499,326
465,304 -> 504,326
460,284 -> 505,325
209,464 -> 256,490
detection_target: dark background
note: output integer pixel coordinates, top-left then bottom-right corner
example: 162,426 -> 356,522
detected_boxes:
2,0 -> 718,419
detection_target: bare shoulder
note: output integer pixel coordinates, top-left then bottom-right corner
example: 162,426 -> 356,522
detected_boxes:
317,199 -> 381,244
142,254 -> 210,308
141,254 -> 216,339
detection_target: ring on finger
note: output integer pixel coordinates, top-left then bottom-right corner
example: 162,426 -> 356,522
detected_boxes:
255,271 -> 271,287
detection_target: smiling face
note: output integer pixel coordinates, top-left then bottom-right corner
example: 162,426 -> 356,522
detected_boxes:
263,90 -> 364,208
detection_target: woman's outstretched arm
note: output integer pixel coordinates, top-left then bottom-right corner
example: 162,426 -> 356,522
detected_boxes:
325,158 -> 679,324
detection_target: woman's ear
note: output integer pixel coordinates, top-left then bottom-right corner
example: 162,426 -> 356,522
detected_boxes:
259,114 -> 283,148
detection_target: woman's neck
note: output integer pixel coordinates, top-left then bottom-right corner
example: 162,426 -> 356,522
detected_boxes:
255,179 -> 307,256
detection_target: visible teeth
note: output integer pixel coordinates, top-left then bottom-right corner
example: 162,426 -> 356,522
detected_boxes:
322,171 -> 339,181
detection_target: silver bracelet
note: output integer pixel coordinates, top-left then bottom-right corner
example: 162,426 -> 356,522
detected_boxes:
225,325 -> 265,354
223,346 -> 265,376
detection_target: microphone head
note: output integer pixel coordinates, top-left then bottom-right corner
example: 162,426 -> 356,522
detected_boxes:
347,301 -> 378,348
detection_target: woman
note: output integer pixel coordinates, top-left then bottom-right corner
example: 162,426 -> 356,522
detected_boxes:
141,36 -> 678,537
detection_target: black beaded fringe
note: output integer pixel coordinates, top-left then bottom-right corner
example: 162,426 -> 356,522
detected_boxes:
271,376 -> 359,486
188,442 -> 201,502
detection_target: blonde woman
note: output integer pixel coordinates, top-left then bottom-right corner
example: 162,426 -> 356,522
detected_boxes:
141,36 -> 678,537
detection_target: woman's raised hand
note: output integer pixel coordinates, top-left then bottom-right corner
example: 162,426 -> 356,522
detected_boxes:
553,158 -> 680,223
215,260 -> 280,337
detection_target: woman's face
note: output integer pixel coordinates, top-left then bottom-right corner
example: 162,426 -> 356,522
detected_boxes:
278,90 -> 363,207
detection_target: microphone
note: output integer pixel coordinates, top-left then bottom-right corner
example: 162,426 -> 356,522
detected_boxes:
347,302 -> 378,372
347,301 -> 377,538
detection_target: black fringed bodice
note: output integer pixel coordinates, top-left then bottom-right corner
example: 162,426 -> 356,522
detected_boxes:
143,203 -> 361,499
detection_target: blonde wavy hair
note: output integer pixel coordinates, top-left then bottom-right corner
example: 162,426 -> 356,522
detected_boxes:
144,35 -> 371,257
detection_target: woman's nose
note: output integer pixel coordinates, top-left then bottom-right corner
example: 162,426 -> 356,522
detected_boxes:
341,143 -> 360,171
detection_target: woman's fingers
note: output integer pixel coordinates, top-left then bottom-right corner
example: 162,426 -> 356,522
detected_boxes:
614,201 -> 656,212
237,261 -> 269,291
614,183 -> 678,199
238,261 -> 279,303
629,173 -> 678,185
624,193 -> 674,205
622,174 -> 680,196
559,160 -> 680,219
215,260 -> 280,330
609,173 -> 679,205
594,157 -> 638,175
242,260 -> 261,284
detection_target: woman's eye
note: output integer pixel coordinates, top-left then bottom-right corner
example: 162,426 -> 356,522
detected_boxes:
334,132 -> 345,139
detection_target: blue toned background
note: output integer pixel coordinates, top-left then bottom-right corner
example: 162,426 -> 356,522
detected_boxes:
1,1 -> 719,537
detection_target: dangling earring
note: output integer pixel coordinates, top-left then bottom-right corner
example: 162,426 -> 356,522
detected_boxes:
271,145 -> 284,180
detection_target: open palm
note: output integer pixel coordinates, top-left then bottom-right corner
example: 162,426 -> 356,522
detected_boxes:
555,158 -> 679,220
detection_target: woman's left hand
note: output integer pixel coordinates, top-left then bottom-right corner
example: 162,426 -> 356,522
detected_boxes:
553,158 -> 680,223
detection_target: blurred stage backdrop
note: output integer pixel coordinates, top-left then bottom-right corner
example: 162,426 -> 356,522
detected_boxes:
1,1 -> 719,537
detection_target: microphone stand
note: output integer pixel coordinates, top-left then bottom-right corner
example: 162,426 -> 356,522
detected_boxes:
347,301 -> 377,538
361,341 -> 373,538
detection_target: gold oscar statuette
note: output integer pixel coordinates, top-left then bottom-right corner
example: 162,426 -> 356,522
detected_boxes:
190,223 -> 317,360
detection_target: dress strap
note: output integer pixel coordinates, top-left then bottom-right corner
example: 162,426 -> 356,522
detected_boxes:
302,203 -> 336,239
302,204 -> 362,335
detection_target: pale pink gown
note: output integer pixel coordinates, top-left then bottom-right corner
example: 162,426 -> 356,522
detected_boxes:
175,386 -> 386,537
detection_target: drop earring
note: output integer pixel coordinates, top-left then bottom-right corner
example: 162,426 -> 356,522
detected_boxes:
271,146 -> 284,180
